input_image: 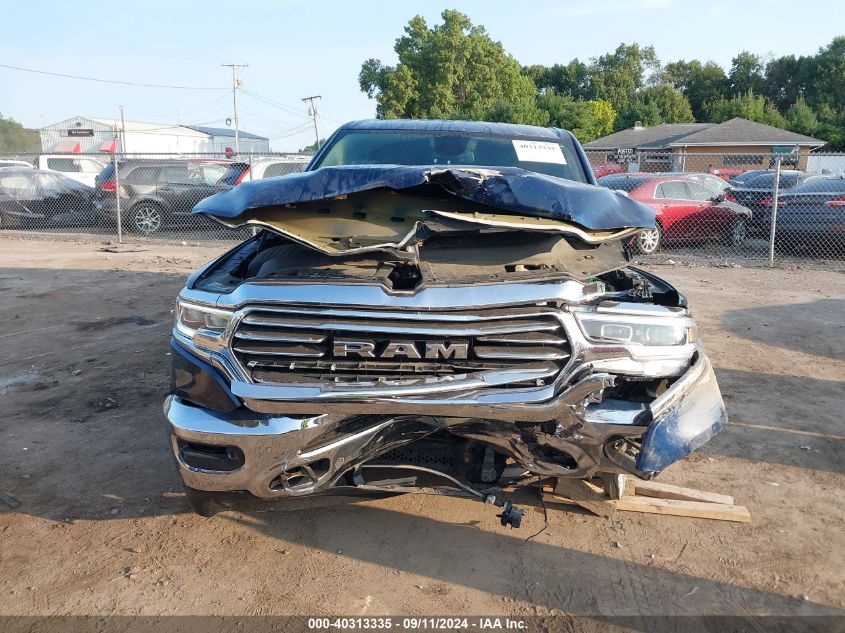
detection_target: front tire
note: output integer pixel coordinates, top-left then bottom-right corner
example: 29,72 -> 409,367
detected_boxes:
128,202 -> 164,235
0,212 -> 23,229
634,225 -> 662,254
727,218 -> 747,246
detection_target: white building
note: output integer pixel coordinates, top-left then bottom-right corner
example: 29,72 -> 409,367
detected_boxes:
39,116 -> 269,156
183,126 -> 270,155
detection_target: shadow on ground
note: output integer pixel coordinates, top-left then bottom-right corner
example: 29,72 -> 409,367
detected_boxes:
2,264 -> 844,625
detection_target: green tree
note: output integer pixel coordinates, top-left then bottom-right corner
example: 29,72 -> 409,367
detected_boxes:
0,115 -> 40,153
589,43 -> 660,112
727,51 -> 765,95
812,36 -> 845,111
815,104 -> 845,150
662,59 -> 727,120
764,55 -> 811,112
524,60 -> 592,100
762,38 -> 844,113
584,99 -> 617,138
484,98 -> 550,126
298,138 -> 326,154
704,90 -> 787,128
616,85 -> 694,130
535,93 -> 591,137
785,95 -> 820,136
359,10 -> 536,121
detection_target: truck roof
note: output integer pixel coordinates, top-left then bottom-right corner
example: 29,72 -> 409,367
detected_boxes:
339,118 -> 576,142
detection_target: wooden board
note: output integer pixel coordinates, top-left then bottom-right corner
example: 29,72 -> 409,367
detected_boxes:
542,479 -> 750,523
613,495 -> 751,523
632,480 -> 735,505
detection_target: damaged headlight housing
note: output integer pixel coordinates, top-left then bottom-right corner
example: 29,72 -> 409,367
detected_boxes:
572,303 -> 696,349
577,314 -> 693,346
175,299 -> 232,338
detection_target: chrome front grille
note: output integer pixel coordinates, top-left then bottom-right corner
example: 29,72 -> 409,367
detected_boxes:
231,306 -> 571,386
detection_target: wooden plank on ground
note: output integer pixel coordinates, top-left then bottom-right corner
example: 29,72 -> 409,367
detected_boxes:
613,496 -> 751,523
633,480 -> 734,505
542,481 -> 751,523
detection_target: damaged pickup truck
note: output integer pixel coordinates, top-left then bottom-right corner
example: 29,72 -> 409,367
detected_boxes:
165,119 -> 727,524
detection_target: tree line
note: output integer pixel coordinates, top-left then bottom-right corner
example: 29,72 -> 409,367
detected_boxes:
359,10 -> 845,149
0,115 -> 41,153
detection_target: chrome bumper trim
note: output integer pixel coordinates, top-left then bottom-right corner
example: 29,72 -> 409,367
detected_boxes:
165,352 -> 721,498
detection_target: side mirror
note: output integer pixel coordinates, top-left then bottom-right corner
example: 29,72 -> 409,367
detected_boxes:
713,194 -> 726,203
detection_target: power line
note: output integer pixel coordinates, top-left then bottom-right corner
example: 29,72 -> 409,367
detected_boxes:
267,122 -> 313,139
85,117 -> 227,133
236,102 -> 295,128
240,89 -> 309,118
266,122 -> 314,141
120,93 -> 231,120
0,63 -> 226,90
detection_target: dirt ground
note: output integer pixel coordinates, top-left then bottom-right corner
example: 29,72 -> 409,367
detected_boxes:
0,235 -> 843,628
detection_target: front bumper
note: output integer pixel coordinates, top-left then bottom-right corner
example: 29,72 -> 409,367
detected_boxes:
164,350 -> 727,499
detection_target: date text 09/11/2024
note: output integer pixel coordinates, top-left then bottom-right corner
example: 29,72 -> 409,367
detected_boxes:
307,617 -> 528,630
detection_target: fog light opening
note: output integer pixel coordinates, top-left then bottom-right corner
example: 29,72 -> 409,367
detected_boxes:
178,440 -> 245,472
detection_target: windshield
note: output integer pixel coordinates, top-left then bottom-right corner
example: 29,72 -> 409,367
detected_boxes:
741,173 -> 801,189
597,175 -> 649,192
218,163 -> 250,186
311,129 -> 589,182
789,178 -> 845,194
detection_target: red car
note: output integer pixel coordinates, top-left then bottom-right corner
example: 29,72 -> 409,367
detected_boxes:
591,161 -> 626,179
597,173 -> 752,253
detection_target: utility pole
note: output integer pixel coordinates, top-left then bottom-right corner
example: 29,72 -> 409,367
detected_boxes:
222,63 -> 248,155
118,105 -> 127,153
302,95 -> 322,150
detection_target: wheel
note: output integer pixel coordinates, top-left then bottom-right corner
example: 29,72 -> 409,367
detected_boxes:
727,218 -> 747,246
128,202 -> 164,234
634,225 -> 662,254
0,212 -> 22,229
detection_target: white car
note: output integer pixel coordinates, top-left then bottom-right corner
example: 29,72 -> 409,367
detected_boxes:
35,155 -> 107,188
0,159 -> 34,170
219,156 -> 311,186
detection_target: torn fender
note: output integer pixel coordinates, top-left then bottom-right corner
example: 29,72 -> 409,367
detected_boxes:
194,166 -> 655,255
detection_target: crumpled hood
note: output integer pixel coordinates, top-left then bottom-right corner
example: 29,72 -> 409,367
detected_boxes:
197,165 -> 654,229
194,165 -> 655,256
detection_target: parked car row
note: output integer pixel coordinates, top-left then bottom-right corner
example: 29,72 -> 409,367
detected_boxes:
597,173 -> 751,253
0,168 -> 97,228
3,157 -> 843,253
0,157 -> 308,234
597,168 -> 845,254
0,155 -> 107,187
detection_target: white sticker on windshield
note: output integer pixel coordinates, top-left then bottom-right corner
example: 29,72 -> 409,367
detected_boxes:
512,140 -> 567,165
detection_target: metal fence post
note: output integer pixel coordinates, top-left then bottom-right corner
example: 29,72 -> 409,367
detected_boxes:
249,152 -> 257,237
113,148 -> 123,244
767,156 -> 782,267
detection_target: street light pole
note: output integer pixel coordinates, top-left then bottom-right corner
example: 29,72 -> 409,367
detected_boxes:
118,105 -> 127,153
302,95 -> 322,150
222,63 -> 248,156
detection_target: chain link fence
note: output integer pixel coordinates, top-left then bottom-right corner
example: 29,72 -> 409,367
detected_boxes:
588,150 -> 845,267
0,152 -> 311,246
1,150 -> 844,266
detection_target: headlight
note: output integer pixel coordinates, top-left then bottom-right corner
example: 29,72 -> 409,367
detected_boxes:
574,309 -> 696,347
175,300 -> 232,338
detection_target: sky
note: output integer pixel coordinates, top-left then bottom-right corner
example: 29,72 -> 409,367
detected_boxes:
1,0 -> 841,151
